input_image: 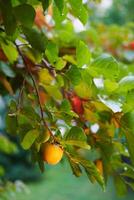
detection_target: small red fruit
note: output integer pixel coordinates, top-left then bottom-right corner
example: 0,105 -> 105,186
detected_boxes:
71,95 -> 84,115
129,41 -> 134,50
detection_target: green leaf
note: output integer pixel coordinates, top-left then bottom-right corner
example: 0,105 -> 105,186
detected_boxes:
118,75 -> 134,93
69,155 -> 105,189
61,99 -> 71,112
18,114 -> 31,126
23,27 -> 48,52
121,112 -> 134,166
37,152 -> 45,172
11,0 -> 24,7
0,135 -> 17,154
0,62 -> 15,77
64,126 -> 90,149
21,129 -> 39,150
53,2 -> 67,27
74,81 -> 91,98
114,175 -> 127,196
121,167 -> 134,180
66,65 -> 81,85
80,158 -> 105,190
54,0 -> 64,13
69,0 -> 88,24
9,99 -> 17,112
39,68 -> 53,85
68,157 -> 82,177
22,105 -> 40,122
122,91 -> 134,112
55,57 -> 66,70
41,0 -> 51,11
81,69 -> 92,87
14,3 -> 35,27
45,42 -> 59,63
126,182 -> 134,191
0,166 -> 5,176
36,130 -> 50,144
6,114 -> 17,135
56,74 -> 64,87
104,79 -> 118,92
60,99 -> 79,118
0,0 -> 17,35
76,41 -> 91,67
63,140 -> 91,150
66,126 -> 86,141
63,55 -> 77,65
1,42 -> 18,63
121,111 -> 134,133
124,130 -> 134,167
44,85 -> 63,100
90,54 -> 119,79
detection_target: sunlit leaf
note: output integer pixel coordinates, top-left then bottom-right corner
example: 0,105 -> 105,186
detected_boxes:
76,41 -> 91,68
69,0 -> 88,24
1,42 -> 18,63
90,54 -> 119,79
118,75 -> 134,93
21,129 -> 39,150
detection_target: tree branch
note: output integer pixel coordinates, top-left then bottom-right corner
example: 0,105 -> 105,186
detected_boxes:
15,42 -> 55,140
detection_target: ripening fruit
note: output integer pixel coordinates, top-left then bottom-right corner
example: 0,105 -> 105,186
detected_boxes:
42,143 -> 63,165
95,159 -> 103,176
129,41 -> 134,50
71,95 -> 84,115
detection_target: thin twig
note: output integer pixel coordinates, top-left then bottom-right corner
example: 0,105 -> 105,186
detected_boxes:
15,42 -> 55,139
17,78 -> 26,110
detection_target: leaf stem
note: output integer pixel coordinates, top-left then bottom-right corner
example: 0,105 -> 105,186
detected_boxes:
17,78 -> 26,110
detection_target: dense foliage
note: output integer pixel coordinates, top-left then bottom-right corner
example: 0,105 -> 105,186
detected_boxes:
0,0 -> 134,197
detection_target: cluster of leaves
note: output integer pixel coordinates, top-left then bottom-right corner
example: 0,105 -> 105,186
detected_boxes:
0,0 -> 134,196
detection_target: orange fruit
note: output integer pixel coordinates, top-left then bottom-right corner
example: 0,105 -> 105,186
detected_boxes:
95,159 -> 103,176
42,143 -> 63,165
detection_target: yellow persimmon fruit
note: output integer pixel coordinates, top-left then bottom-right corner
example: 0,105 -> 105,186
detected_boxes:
42,143 -> 63,165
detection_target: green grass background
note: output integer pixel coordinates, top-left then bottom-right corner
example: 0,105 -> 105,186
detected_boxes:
16,162 -> 134,200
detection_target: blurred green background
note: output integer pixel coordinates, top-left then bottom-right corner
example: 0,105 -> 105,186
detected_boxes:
16,163 -> 134,200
